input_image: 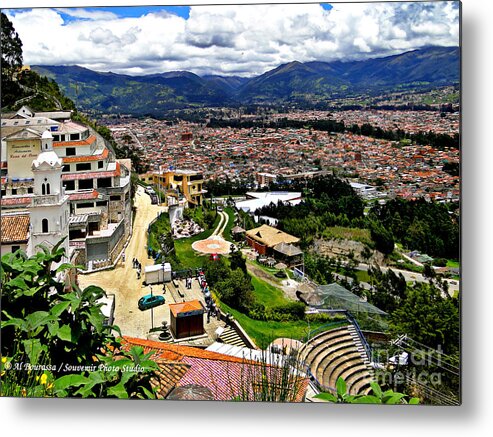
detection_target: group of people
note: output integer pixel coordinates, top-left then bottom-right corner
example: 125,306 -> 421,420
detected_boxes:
197,270 -> 221,323
132,258 -> 142,279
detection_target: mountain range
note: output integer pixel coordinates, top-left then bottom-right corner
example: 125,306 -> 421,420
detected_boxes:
32,46 -> 459,115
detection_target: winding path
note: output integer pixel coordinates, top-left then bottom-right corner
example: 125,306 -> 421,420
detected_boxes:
192,210 -> 232,254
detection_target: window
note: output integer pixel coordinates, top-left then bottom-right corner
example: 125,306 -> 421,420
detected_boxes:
96,201 -> 106,207
66,147 -> 76,156
98,161 -> 104,169
62,165 -> 70,172
53,135 -> 60,142
79,179 -> 94,190
46,183 -> 50,195
11,245 -> 20,253
76,163 -> 91,171
42,219 -> 49,233
1,189 -> 6,197
42,184 -> 45,195
97,178 -> 112,188
77,202 -> 94,209
70,133 -> 80,141
110,195 -> 121,201
11,188 -> 17,195
63,180 -> 75,191
27,187 -> 33,194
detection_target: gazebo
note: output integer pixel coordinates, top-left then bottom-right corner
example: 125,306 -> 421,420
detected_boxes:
231,225 -> 246,241
273,242 -> 303,267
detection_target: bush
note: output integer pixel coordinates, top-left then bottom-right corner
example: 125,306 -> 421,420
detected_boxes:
432,258 -> 447,267
264,302 -> 306,322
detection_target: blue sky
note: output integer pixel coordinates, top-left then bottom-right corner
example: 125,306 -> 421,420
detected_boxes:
6,2 -> 458,77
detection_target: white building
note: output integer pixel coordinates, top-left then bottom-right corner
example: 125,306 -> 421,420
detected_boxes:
1,107 -> 132,269
27,130 -> 70,264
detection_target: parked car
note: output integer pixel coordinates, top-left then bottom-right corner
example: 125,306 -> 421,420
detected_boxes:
275,270 -> 287,278
138,294 -> 165,311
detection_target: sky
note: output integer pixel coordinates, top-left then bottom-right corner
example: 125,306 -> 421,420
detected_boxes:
3,1 -> 460,77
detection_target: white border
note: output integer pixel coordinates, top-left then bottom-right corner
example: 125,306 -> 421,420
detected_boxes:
2,1 -> 492,436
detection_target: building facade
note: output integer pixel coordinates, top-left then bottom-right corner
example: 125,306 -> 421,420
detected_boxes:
1,107 -> 132,269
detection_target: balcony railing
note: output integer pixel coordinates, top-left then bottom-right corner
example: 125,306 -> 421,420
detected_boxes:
31,194 -> 60,206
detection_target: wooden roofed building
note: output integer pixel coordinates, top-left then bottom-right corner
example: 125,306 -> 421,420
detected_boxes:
245,224 -> 300,257
272,241 -> 303,267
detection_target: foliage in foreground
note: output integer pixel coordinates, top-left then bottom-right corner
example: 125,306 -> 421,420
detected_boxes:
0,242 -> 158,398
314,377 -> 419,405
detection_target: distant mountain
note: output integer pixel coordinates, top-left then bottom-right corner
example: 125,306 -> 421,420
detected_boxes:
202,75 -> 249,94
32,46 -> 459,114
32,65 -> 232,114
237,46 -> 459,104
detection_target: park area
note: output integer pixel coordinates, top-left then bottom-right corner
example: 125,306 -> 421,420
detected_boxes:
145,203 -> 345,348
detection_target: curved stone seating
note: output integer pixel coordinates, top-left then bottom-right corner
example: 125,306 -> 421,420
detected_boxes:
299,328 -> 350,362
319,351 -> 362,382
299,326 -> 348,353
303,335 -> 355,367
300,324 -> 375,395
350,376 -> 374,395
335,363 -> 371,388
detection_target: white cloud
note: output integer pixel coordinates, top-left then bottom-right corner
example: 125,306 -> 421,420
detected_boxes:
5,2 -> 460,77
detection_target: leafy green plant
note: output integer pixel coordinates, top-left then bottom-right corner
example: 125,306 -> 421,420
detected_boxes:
314,377 -> 419,404
1,241 -> 158,398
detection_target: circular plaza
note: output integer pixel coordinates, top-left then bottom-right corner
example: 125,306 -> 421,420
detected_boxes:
191,235 -> 231,255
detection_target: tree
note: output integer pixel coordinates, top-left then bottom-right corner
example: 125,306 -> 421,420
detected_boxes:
1,243 -> 158,398
229,247 -> 247,274
390,282 -> 459,355
215,268 -> 254,312
369,221 -> 395,255
1,12 -> 23,107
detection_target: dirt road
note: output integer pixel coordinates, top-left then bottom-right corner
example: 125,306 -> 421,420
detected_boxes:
78,185 -> 170,338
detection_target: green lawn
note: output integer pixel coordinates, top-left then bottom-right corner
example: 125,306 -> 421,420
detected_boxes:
147,213 -> 171,254
173,214 -> 221,269
447,260 -> 460,269
354,270 -> 371,283
219,302 -> 347,349
251,275 -> 290,308
322,226 -> 372,245
222,207 -> 236,242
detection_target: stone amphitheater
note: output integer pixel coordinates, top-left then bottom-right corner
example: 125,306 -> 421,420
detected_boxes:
298,325 -> 375,395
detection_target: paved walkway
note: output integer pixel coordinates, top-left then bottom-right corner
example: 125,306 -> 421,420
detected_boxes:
78,185 -> 169,338
79,186 -> 227,342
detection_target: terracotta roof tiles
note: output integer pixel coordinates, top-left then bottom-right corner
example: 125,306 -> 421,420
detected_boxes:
1,214 -> 30,243
53,135 -> 97,147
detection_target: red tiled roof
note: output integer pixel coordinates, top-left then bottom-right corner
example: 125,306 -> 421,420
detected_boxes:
1,196 -> 31,207
121,337 -> 308,402
169,300 -> 204,317
178,356 -> 308,402
122,337 -> 251,364
63,148 -> 109,163
151,360 -> 191,399
68,190 -> 100,201
61,167 -> 120,181
1,214 -> 30,243
53,135 -> 97,147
